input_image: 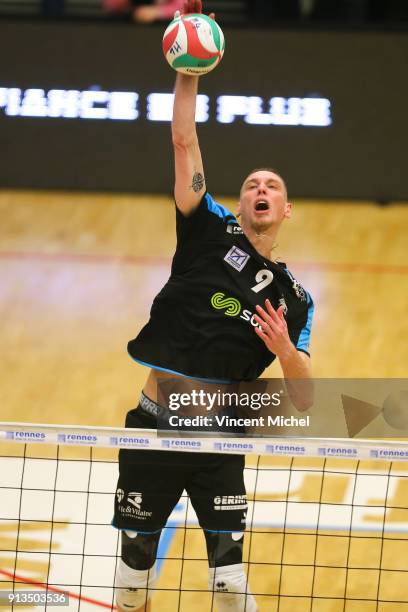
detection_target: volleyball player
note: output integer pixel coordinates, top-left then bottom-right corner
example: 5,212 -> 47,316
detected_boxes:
113,1 -> 314,610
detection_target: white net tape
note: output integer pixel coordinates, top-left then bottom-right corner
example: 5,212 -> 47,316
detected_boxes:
1,421 -> 408,460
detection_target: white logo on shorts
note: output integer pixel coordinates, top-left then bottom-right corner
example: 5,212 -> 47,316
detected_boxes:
214,494 -> 248,511
224,246 -> 250,272
127,492 -> 143,510
117,490 -> 152,520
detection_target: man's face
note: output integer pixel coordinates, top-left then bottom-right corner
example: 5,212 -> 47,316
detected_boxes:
237,170 -> 292,231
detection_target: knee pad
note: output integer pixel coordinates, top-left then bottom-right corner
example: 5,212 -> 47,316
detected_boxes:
122,529 -> 161,570
208,564 -> 257,612
204,531 -> 244,568
115,558 -> 157,611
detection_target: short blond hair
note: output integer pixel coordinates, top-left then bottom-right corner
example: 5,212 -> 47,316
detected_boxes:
241,167 -> 288,201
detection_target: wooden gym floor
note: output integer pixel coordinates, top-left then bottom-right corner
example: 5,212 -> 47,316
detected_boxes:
0,189 -> 408,611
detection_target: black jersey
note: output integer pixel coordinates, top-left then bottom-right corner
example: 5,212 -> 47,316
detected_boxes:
128,192 -> 314,382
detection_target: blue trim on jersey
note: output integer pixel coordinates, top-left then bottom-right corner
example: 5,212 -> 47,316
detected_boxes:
205,193 -> 235,221
296,292 -> 314,353
128,353 -> 234,385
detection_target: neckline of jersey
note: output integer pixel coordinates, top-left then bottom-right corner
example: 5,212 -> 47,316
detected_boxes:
237,226 -> 287,269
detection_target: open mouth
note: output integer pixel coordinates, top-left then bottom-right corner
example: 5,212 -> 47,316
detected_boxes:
255,201 -> 269,212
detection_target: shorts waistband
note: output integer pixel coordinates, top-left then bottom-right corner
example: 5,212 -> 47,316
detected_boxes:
139,392 -> 168,418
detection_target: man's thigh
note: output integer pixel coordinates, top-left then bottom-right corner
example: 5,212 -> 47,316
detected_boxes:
114,447 -> 187,532
186,454 -> 247,532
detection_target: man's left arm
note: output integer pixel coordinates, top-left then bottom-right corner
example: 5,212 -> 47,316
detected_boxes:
278,344 -> 311,379
254,300 -> 313,410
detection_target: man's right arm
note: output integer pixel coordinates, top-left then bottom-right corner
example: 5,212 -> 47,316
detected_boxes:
172,73 -> 206,216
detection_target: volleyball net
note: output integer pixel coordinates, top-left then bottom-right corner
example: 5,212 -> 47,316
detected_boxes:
1,422 -> 408,611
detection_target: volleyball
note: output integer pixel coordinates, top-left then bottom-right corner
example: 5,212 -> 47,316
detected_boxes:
162,13 -> 225,75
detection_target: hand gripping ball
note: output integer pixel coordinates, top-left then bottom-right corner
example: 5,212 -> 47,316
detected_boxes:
162,12 -> 225,75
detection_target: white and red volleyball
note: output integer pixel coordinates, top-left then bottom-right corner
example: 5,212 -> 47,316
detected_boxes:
162,13 -> 225,75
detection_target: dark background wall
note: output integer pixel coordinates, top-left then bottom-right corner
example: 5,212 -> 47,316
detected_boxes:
0,19 -> 407,200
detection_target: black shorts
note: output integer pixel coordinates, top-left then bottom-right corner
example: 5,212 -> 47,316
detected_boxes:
113,404 -> 247,533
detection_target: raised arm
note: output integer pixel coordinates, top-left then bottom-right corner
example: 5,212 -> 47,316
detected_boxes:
172,0 -> 211,215
172,73 -> 206,215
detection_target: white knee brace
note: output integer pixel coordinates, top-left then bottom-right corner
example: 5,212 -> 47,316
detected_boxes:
208,564 -> 257,612
115,559 -> 157,611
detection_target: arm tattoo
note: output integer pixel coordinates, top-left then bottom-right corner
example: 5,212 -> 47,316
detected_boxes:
191,172 -> 205,193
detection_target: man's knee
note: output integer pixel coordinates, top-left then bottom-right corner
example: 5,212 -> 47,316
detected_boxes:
121,530 -> 161,570
204,530 -> 244,567
205,532 -> 257,611
115,530 -> 160,611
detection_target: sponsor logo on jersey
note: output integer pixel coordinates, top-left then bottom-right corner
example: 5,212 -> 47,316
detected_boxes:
226,224 -> 243,235
285,268 -> 307,301
116,488 -> 125,503
278,296 -> 288,315
211,292 -> 242,316
211,292 -> 268,331
292,280 -> 306,301
224,246 -> 250,272
210,292 -> 265,330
